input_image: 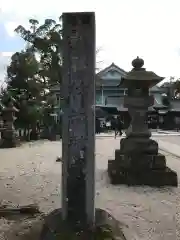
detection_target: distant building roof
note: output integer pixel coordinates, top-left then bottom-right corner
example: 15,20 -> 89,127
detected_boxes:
97,63 -> 127,78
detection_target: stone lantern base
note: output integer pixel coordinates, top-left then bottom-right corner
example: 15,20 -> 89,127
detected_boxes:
0,139 -> 19,148
0,130 -> 20,148
108,138 -> 178,187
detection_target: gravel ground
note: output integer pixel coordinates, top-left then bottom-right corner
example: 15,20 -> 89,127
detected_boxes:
0,137 -> 178,240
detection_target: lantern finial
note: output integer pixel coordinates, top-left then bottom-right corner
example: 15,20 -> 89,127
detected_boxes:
132,56 -> 144,69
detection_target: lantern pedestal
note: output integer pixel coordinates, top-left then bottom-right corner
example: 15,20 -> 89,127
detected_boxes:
108,146 -> 177,187
0,129 -> 19,148
108,57 -> 178,187
108,135 -> 177,186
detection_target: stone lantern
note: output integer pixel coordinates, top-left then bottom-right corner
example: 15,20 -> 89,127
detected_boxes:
0,97 -> 19,148
108,57 -> 178,186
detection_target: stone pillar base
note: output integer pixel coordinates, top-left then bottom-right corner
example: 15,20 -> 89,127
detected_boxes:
0,130 -> 20,148
40,208 -> 129,240
108,154 -> 178,186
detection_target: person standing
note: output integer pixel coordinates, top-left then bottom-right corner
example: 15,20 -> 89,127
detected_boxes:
113,116 -> 123,138
110,116 -> 116,131
111,116 -> 118,138
95,117 -> 101,134
117,116 -> 123,136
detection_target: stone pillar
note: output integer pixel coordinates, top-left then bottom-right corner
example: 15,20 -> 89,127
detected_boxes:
108,57 -> 178,187
61,12 -> 96,228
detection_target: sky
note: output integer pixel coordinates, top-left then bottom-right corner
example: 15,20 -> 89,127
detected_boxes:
1,0 -> 180,85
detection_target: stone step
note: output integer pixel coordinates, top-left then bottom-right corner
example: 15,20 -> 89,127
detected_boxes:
114,151 -> 166,170
108,160 -> 178,187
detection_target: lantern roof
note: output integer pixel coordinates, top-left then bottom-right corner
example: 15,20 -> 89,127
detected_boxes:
120,57 -> 164,87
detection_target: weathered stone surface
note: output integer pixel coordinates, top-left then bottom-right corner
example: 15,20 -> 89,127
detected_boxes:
119,138 -> 158,155
61,12 -> 96,226
114,150 -> 166,170
40,208 -> 127,240
108,160 -> 178,186
0,136 -> 20,148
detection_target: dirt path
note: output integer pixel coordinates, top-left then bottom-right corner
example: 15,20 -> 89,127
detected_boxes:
0,138 -> 178,239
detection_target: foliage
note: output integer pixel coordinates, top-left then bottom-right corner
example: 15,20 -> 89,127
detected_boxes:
15,18 -> 62,86
6,51 -> 42,98
16,99 -> 41,128
161,77 -> 180,99
3,16 -> 100,135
